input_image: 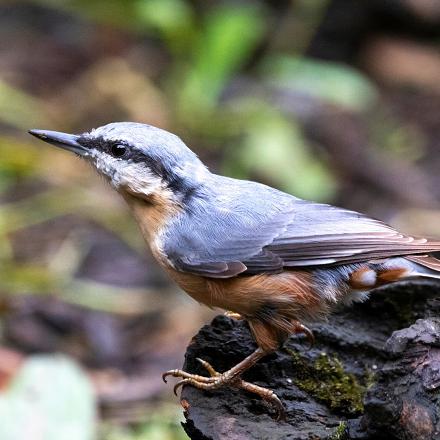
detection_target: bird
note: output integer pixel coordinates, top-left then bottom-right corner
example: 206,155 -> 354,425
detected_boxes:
29,122 -> 440,420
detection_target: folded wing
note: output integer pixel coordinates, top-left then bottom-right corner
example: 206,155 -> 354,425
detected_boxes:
164,182 -> 440,278
265,200 -> 440,268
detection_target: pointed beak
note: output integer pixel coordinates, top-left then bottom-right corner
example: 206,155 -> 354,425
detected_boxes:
28,129 -> 87,156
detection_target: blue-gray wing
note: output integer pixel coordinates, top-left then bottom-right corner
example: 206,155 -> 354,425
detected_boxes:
162,178 -> 440,278
163,179 -> 296,277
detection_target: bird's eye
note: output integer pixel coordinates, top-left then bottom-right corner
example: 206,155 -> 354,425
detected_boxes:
111,144 -> 127,158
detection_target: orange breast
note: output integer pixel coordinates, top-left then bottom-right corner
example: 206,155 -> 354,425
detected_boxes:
123,193 -> 180,267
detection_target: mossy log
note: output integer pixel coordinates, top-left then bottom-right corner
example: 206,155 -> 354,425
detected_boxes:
179,281 -> 440,439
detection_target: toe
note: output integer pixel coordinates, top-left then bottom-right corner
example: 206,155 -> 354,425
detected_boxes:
162,368 -> 216,384
196,358 -> 221,377
173,379 -> 189,396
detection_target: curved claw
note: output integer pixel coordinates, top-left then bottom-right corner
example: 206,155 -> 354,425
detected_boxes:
237,378 -> 286,422
173,379 -> 190,396
293,321 -> 315,349
269,394 -> 286,422
162,370 -> 177,383
303,327 -> 315,350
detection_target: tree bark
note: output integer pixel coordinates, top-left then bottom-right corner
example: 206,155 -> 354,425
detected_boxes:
179,281 -> 440,440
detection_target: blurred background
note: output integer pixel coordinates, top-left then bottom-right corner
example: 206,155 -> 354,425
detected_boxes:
0,0 -> 439,438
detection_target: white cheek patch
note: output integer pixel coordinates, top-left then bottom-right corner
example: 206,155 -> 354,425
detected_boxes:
92,150 -> 118,180
118,162 -> 163,196
90,151 -> 163,197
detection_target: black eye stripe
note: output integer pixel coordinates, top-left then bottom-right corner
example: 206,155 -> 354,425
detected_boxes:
77,135 -> 106,150
78,135 -> 174,181
77,134 -> 201,203
78,135 -> 131,158
78,135 -> 124,151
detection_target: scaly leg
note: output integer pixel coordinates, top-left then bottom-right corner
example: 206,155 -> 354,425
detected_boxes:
163,347 -> 285,420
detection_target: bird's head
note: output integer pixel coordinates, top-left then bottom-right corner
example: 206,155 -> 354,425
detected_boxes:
29,122 -> 209,205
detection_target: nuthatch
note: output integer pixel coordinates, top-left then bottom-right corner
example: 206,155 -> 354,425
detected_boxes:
29,122 -> 440,420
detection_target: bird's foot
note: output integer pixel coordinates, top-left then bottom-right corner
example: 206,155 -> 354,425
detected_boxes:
224,311 -> 243,320
163,358 -> 285,421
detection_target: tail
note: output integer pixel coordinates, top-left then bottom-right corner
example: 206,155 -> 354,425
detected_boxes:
364,254 -> 440,285
314,254 -> 440,308
346,254 -> 440,294
403,254 -> 440,280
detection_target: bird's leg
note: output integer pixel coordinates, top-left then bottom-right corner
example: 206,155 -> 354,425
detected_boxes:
163,347 -> 285,420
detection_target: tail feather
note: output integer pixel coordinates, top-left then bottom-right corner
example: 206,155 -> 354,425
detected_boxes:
348,255 -> 440,290
404,254 -> 440,280
405,254 -> 440,272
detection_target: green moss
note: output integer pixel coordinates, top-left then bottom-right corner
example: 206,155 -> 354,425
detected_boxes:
328,421 -> 348,440
363,367 -> 376,389
286,349 -> 365,415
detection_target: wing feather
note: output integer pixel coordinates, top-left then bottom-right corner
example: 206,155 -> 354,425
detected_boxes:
163,177 -> 440,277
